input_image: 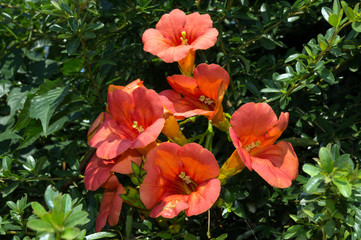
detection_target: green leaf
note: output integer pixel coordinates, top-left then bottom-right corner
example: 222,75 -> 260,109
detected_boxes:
85,232 -> 117,240
84,23 -> 104,31
305,174 -> 324,193
333,177 -> 351,197
352,22 -> 361,32
0,80 -> 11,98
321,7 -> 333,22
44,185 -> 59,210
212,233 -> 228,240
27,219 -> 55,232
2,182 -> 19,197
49,24 -> 66,32
283,225 -> 304,239
2,156 -> 12,171
282,137 -> 318,147
316,66 -> 335,84
61,228 -> 81,240
68,17 -> 79,33
275,73 -> 293,82
60,3 -> 74,16
328,13 -> 339,27
285,53 -> 307,63
64,211 -> 89,228
62,58 -> 85,75
303,164 -> 321,177
29,81 -> 68,136
32,202 -> 48,217
319,147 -> 334,173
66,38 -> 80,55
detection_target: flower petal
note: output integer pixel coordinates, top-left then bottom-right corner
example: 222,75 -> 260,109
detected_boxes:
194,64 -> 230,101
177,143 -> 220,183
251,141 -> 298,188
156,9 -> 186,45
140,143 -> 182,209
84,154 -> 114,191
186,178 -> 221,216
230,103 -> 288,151
159,90 -> 212,119
149,195 -> 189,218
229,127 -> 252,170
95,178 -> 124,232
167,74 -> 200,98
184,12 -> 218,49
89,114 -> 133,159
111,149 -> 142,175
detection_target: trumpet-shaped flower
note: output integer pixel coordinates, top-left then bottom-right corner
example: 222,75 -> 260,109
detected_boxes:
84,149 -> 142,191
229,102 -> 298,188
95,175 -> 124,232
159,63 -> 230,130
89,86 -> 165,159
142,9 -> 218,63
139,142 -> 221,218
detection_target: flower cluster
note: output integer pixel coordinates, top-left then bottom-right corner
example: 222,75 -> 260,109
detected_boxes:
84,9 -> 299,232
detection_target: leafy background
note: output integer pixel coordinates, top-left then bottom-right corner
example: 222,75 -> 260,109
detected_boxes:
1,0 -> 361,239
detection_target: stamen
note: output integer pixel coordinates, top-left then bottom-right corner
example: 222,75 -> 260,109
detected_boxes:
199,95 -> 214,105
180,31 -> 188,45
178,171 -> 192,184
244,140 -> 261,151
132,121 -> 145,133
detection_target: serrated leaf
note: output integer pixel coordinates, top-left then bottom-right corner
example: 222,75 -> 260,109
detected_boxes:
28,81 -> 68,136
2,156 -> 12,171
66,38 -> 80,55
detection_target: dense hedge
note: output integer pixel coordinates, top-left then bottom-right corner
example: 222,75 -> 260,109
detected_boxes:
1,0 -> 361,239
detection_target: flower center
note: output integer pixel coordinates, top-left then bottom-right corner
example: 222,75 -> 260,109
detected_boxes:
244,140 -> 261,152
199,95 -> 214,105
178,171 -> 197,194
132,121 -> 144,133
180,31 -> 188,45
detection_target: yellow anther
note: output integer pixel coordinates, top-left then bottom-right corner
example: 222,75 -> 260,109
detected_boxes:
180,31 -> 188,45
244,140 -> 261,151
178,171 -> 192,184
132,121 -> 144,133
199,95 -> 214,105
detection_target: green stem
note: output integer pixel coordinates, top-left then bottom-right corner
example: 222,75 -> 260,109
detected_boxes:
204,121 -> 214,151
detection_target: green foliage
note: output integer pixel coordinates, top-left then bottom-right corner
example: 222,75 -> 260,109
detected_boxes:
0,0 -> 360,239
284,143 -> 361,239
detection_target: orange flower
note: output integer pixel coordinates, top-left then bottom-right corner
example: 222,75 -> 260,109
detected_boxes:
95,175 -> 124,232
142,9 -> 218,63
89,85 -> 165,159
229,102 -> 298,188
159,63 -> 230,130
84,149 -> 142,191
139,142 -> 221,218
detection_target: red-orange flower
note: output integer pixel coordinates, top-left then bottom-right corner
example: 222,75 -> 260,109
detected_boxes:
229,102 -> 298,188
142,9 -> 218,63
139,142 -> 221,218
89,85 -> 165,159
84,149 -> 142,191
95,175 -> 124,232
159,63 -> 230,130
